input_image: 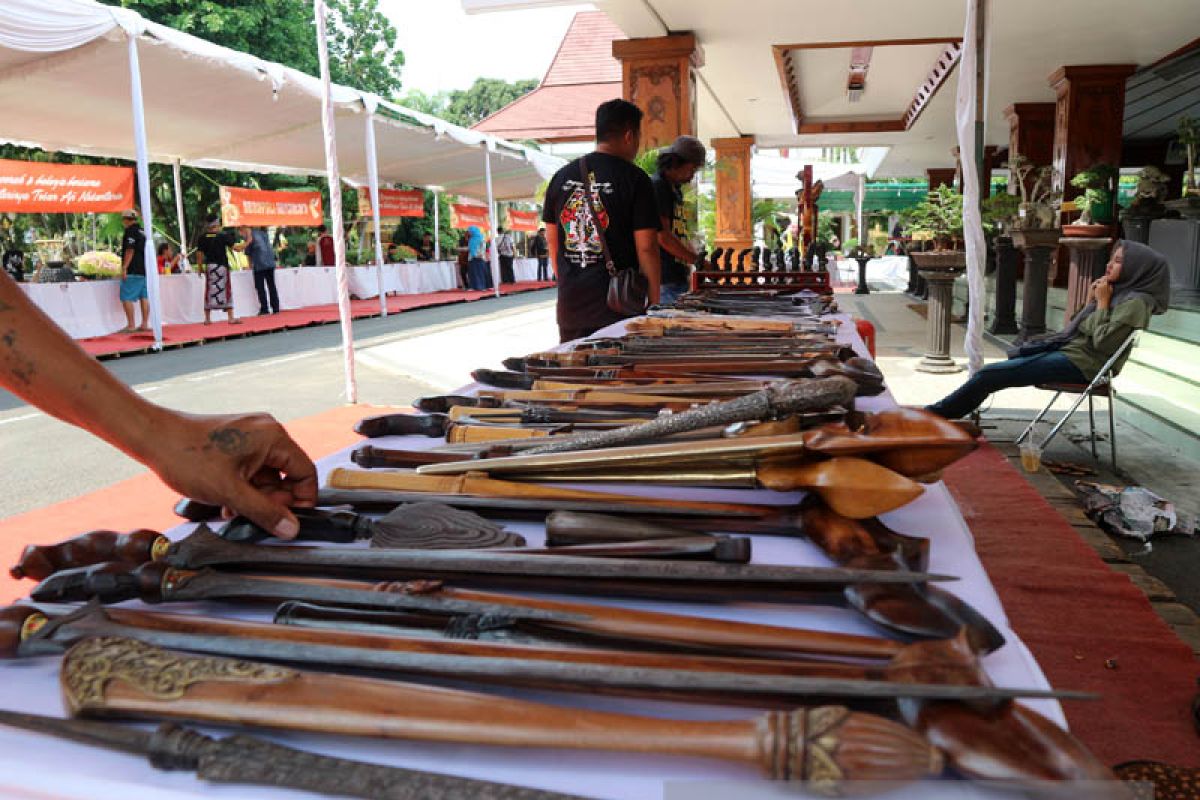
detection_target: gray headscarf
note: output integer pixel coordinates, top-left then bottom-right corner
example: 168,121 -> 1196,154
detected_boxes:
1039,239 -> 1171,348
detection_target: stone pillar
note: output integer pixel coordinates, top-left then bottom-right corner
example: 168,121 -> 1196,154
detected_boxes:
927,168 -> 957,190
915,269 -> 964,373
1014,230 -> 1062,341
612,34 -> 702,150
1063,237 -> 1112,319
988,235 -> 1019,335
712,135 -> 754,256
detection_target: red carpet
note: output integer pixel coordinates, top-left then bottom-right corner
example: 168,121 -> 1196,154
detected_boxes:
944,441 -> 1199,768
79,282 -> 555,358
0,403 -> 406,604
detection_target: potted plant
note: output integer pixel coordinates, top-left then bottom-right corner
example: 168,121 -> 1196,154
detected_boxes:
1121,165 -> 1171,243
1165,116 -> 1200,218
1066,163 -> 1118,232
1006,155 -> 1062,248
905,185 -> 967,270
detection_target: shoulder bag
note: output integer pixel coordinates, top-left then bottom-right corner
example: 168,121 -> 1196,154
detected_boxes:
577,157 -> 648,316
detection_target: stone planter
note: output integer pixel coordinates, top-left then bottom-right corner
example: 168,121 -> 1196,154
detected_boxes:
1062,223 -> 1111,238
1011,227 -> 1062,249
1011,228 -> 1061,341
909,250 -> 968,271
912,258 -> 965,374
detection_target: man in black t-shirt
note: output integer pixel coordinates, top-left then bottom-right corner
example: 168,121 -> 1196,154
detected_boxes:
118,209 -> 149,333
541,99 -> 661,342
651,135 -> 706,306
194,218 -> 245,325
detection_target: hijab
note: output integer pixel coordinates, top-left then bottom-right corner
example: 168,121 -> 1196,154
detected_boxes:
467,226 -> 484,258
1043,239 -> 1172,347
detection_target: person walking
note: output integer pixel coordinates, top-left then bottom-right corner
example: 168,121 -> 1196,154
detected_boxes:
118,209 -> 150,333
531,227 -> 550,281
651,136 -> 707,306
496,226 -> 516,284
466,225 -> 491,291
194,218 -> 244,325
243,226 -> 280,315
541,99 -> 661,342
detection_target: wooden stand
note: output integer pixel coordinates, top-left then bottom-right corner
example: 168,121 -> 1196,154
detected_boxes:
911,261 -> 965,375
988,235 -> 1019,335
853,255 -> 872,295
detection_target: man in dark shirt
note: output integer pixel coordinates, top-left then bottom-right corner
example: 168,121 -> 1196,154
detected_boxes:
118,209 -> 149,333
3,249 -> 25,283
541,99 -> 661,342
194,218 -> 244,325
531,227 -> 550,281
241,226 -> 280,315
651,135 -> 706,305
316,224 -> 336,267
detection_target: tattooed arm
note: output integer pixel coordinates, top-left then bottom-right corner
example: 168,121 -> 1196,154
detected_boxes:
0,272 -> 316,538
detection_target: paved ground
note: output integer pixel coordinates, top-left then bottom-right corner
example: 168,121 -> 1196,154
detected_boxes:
0,289 -> 557,519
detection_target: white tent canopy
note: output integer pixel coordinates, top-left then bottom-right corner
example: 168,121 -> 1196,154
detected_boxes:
0,0 -> 560,200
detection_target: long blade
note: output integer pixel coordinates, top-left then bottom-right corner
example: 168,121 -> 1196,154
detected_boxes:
0,709 -> 152,757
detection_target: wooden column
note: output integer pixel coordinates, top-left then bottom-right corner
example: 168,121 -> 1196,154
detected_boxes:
1048,65 -> 1137,199
1004,102 -> 1056,195
613,34 -> 703,150
927,168 -> 957,190
981,145 -> 1000,198
712,135 -> 755,256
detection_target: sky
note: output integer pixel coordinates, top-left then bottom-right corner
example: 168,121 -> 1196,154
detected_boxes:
380,0 -> 595,96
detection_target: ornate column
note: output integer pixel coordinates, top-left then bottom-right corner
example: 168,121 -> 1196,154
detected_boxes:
712,135 -> 754,256
1013,228 -> 1062,341
1063,237 -> 1112,319
1049,65 -> 1136,202
913,265 -> 965,374
612,34 -> 702,149
988,235 -> 1019,335
926,168 -> 957,190
1004,103 -> 1056,193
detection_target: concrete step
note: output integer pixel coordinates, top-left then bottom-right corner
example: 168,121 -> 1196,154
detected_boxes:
1127,330 -> 1200,387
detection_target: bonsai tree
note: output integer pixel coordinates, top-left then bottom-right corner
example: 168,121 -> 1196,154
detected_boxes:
981,192 -> 1020,237
1069,163 -> 1119,224
1178,116 -> 1199,197
1007,155 -> 1061,229
903,185 -> 964,250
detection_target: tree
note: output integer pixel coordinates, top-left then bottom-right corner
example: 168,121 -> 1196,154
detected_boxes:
398,88 -> 452,116
441,78 -> 538,128
327,0 -> 405,97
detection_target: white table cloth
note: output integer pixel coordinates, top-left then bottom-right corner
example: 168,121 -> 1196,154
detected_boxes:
831,255 -> 911,292
19,262 -> 462,340
0,314 -> 1066,799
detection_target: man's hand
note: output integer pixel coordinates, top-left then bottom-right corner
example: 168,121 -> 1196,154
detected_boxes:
140,410 -> 318,539
1092,278 -> 1113,309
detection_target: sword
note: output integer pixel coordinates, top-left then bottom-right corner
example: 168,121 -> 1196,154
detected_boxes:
0,709 -> 585,800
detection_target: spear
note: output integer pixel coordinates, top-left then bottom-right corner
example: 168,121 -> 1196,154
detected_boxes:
60,637 -> 945,795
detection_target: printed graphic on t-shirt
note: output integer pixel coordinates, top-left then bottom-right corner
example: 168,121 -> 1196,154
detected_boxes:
558,176 -> 610,267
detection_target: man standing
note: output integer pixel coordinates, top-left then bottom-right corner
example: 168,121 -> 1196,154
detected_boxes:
496,226 -> 515,284
541,99 -> 661,342
315,224 -> 336,267
243,226 -> 280,315
118,209 -> 149,333
531,227 -> 550,281
651,136 -> 706,305
194,218 -> 243,325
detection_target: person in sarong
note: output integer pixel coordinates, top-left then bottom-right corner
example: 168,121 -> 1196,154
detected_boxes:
194,218 -> 246,325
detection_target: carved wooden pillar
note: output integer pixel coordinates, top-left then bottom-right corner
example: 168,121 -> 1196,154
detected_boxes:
712,135 -> 754,256
1004,102 -> 1056,195
927,168 -> 957,191
612,34 -> 702,150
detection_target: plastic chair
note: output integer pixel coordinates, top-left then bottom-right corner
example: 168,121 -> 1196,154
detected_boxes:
1014,331 -> 1139,468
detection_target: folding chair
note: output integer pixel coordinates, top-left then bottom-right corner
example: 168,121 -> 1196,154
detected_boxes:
1014,331 -> 1139,469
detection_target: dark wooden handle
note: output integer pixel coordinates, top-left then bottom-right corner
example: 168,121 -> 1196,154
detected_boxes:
0,605 -> 43,658
29,561 -> 169,604
10,529 -> 163,581
354,413 -> 448,439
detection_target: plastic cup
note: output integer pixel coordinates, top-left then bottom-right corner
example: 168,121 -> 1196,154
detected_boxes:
1020,441 -> 1042,473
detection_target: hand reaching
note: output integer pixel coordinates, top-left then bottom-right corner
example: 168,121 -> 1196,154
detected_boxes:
143,411 -> 318,539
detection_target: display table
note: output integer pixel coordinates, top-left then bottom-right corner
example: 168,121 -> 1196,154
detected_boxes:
0,314 -> 1064,800
19,262 -> 463,341
831,255 -> 911,292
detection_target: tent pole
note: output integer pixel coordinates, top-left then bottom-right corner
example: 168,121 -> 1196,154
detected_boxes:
126,35 -> 162,350
313,0 -> 357,403
364,109 -> 388,317
956,0 -> 988,376
855,173 -> 866,248
172,159 -> 189,269
432,188 -> 441,262
484,146 -> 501,298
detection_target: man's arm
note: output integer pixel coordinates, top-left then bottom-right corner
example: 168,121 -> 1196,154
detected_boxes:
0,272 -> 316,538
634,228 -> 661,305
657,215 -> 696,264
120,243 -> 133,279
544,227 -> 560,279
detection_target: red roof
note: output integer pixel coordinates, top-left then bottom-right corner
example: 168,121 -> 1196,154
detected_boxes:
473,11 -> 624,142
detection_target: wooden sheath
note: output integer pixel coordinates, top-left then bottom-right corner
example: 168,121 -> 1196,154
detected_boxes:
62,637 -> 943,791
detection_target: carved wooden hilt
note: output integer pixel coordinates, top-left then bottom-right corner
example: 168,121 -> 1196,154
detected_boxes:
722,249 -> 734,271
759,706 -> 943,789
11,529 -> 165,581
413,395 -> 479,414
353,413 -> 448,439
0,605 -> 45,658
29,560 -> 171,605
708,246 -> 724,271
471,369 -> 536,390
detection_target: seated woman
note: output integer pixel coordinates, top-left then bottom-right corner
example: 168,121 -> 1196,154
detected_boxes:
928,240 -> 1170,419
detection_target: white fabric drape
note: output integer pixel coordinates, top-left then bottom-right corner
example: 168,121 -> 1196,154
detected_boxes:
956,0 -> 988,375
0,0 -> 121,52
484,146 -> 501,298
363,106 -> 388,317
313,0 -> 357,403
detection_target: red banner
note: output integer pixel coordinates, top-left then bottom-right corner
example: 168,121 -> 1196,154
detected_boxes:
451,203 -> 491,231
220,186 -> 323,227
506,209 -> 540,233
358,187 -> 425,218
0,159 -> 134,213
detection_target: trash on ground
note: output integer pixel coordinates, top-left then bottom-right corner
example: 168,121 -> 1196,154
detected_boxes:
1076,481 -> 1199,542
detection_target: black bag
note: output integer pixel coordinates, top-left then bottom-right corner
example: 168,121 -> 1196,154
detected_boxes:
577,157 -> 648,316
1005,338 -> 1063,359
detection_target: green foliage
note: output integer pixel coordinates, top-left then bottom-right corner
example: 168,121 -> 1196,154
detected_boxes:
981,192 -> 1020,234
408,78 -> 538,128
902,185 -> 964,247
326,0 -> 404,96
389,190 -> 457,256
697,190 -> 716,248
391,244 -> 418,262
1070,163 -> 1119,222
